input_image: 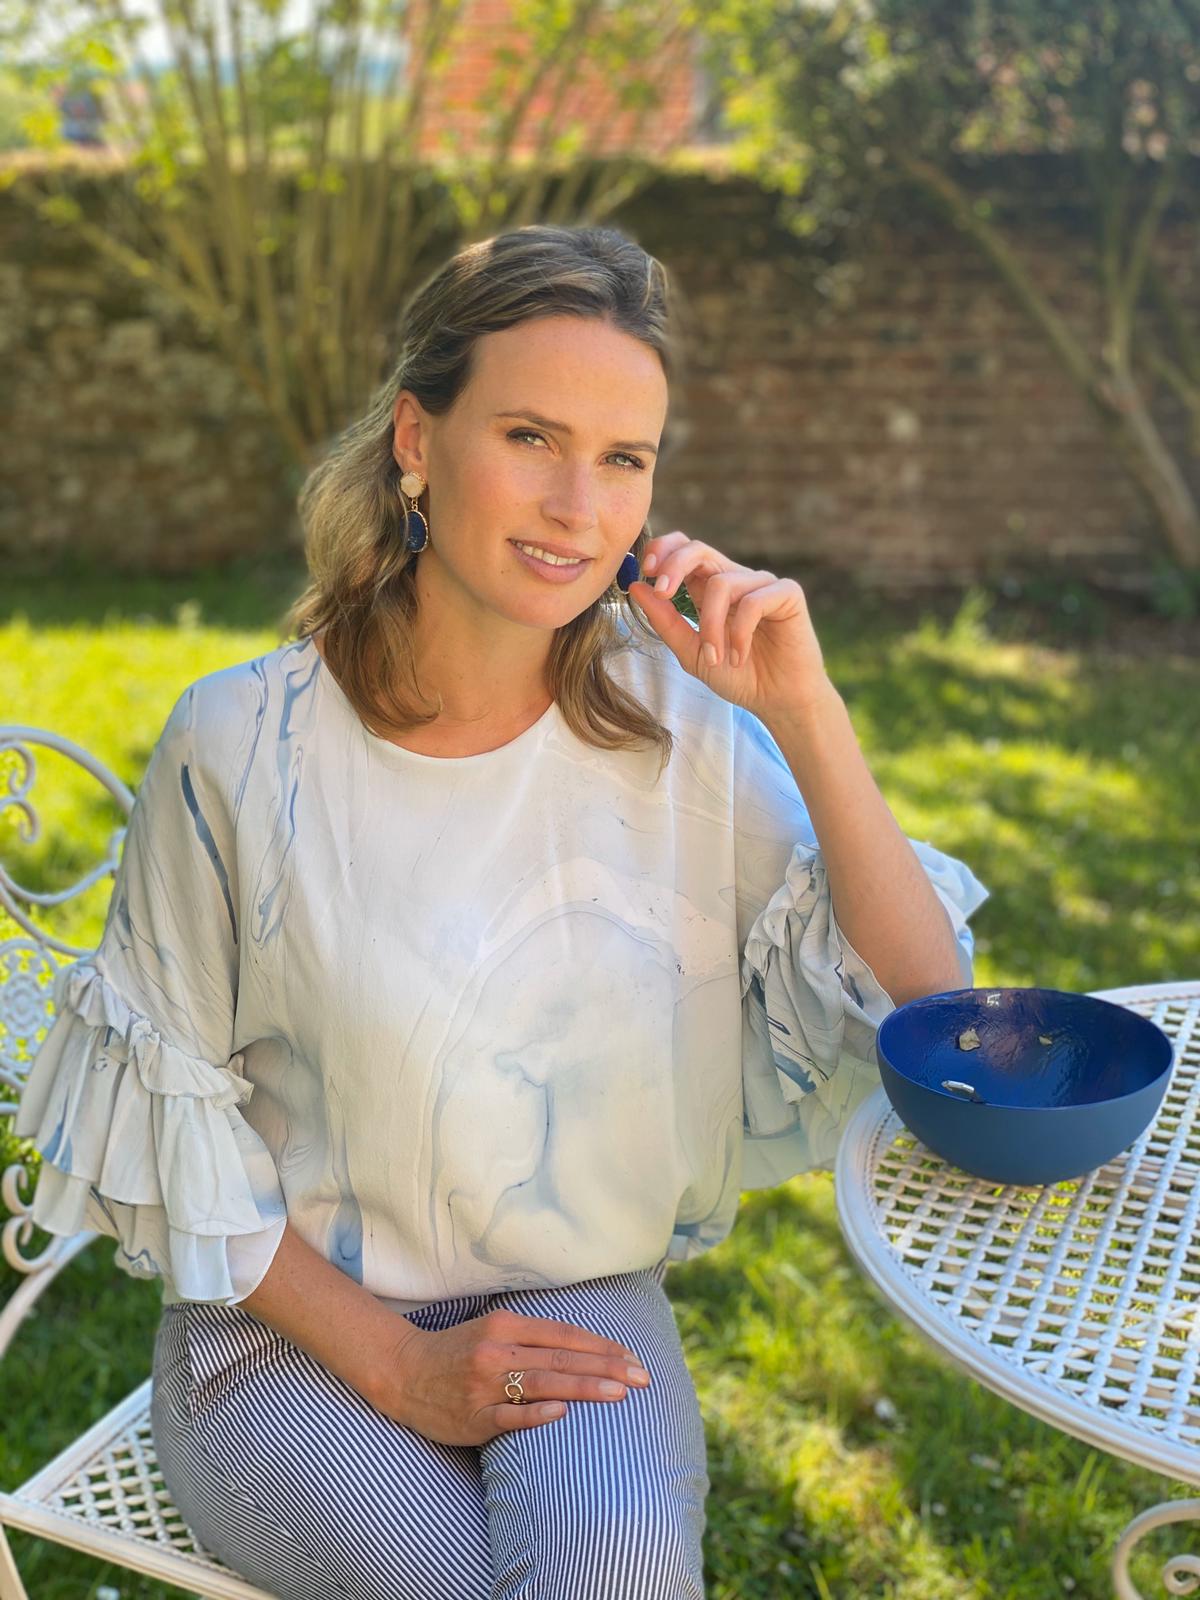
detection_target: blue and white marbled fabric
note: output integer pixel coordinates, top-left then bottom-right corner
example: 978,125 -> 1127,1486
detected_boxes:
16,612 -> 989,1310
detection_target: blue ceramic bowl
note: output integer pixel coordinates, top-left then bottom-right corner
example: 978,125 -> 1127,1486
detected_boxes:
875,987 -> 1175,1185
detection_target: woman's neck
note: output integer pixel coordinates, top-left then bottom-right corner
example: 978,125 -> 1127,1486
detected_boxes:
310,629 -> 554,756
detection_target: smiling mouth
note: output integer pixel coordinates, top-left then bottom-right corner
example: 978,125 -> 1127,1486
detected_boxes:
510,540 -> 592,566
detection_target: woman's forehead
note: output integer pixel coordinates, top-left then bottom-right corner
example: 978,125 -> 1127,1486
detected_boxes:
466,319 -> 668,423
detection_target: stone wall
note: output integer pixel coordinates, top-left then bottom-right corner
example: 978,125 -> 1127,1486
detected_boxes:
1,184 -> 297,575
4,160 -> 1197,589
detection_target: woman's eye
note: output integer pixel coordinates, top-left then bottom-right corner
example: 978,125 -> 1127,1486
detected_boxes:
508,429 -> 645,471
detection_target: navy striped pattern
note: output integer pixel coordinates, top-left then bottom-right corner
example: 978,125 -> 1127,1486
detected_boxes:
150,1258 -> 710,1598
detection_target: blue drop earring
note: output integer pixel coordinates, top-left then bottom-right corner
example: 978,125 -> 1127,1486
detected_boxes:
616,550 -> 640,593
400,468 -> 429,552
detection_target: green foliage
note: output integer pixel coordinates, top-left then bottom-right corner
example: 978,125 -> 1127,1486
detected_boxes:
0,66 -> 43,150
693,0 -> 1200,218
1146,557 -> 1200,619
689,0 -> 1200,288
1,0 -> 691,472
689,0 -> 1200,573
1,566 -> 1197,1594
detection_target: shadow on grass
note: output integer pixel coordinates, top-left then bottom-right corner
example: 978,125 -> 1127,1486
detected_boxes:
671,1183 -> 1196,1600
3,1178 -> 1195,1598
4,566 -> 1199,1596
2,552 -> 310,636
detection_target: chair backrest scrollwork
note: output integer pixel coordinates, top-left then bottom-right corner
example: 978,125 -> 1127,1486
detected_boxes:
0,726 -> 134,1359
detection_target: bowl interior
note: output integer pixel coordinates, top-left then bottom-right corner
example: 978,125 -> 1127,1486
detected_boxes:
877,988 -> 1174,1110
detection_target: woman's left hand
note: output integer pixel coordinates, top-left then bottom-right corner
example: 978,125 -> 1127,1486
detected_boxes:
627,532 -> 838,721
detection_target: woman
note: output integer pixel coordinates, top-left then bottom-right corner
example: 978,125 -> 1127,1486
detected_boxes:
16,222 -> 988,1599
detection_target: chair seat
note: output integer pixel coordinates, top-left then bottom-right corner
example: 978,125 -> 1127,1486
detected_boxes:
0,1378 -> 274,1600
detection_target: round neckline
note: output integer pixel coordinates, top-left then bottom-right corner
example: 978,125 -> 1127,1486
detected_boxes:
306,634 -> 561,769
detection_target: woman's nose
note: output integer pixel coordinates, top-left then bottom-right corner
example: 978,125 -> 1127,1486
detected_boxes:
545,465 -> 597,528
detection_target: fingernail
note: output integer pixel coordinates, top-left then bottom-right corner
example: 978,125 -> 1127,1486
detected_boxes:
654,574 -> 670,593
626,1366 -> 651,1385
643,552 -> 658,572
702,642 -> 718,667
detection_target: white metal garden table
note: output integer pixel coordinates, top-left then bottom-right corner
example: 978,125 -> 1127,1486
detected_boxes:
834,980 -> 1200,1600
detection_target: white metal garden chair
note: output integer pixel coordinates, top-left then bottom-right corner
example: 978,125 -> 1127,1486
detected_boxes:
0,725 -> 274,1600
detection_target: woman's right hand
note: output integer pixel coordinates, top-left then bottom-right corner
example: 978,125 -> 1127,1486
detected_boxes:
379,1308 -> 654,1446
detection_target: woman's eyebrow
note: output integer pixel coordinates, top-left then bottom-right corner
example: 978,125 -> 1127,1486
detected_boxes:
494,410 -> 659,457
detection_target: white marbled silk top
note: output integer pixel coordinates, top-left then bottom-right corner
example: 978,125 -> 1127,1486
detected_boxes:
17,610 -> 989,1312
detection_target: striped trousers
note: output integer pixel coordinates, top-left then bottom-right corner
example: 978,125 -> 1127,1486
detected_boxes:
150,1258 -> 710,1599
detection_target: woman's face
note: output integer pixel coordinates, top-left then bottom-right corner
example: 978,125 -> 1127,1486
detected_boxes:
392,313 -> 668,632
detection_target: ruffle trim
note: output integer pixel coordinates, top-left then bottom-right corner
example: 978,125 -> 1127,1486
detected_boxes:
51,957 -> 255,1106
15,958 -> 288,1303
741,845 -> 895,1095
738,838 -> 989,1188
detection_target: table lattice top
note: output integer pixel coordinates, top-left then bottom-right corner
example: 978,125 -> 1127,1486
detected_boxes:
835,982 -> 1200,1485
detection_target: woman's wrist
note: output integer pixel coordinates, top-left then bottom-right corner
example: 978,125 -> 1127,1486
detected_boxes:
361,1318 -> 427,1418
239,1218 -> 425,1416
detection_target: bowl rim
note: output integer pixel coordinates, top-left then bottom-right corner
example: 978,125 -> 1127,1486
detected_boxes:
876,984 -> 1176,1110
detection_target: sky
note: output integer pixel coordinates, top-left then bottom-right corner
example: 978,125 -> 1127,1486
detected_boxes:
24,1 -> 406,71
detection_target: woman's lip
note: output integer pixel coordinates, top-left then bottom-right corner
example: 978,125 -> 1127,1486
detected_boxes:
510,540 -> 593,582
509,539 -> 591,561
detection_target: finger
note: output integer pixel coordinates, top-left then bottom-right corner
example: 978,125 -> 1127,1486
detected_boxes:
627,579 -> 708,668
506,1345 -> 650,1387
487,1400 -> 568,1432
647,552 -> 729,603
695,569 -> 773,668
491,1309 -> 643,1364
495,1360 -> 639,1403
640,529 -> 690,575
640,535 -> 734,598
727,578 -> 804,664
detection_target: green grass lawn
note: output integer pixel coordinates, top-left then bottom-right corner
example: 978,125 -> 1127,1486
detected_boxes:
1,561 -> 1198,1598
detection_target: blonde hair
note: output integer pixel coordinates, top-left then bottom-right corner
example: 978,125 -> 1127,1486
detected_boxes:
282,222 -> 689,770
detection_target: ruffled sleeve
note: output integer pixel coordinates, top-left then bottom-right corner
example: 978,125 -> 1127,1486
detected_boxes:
731,704 -> 990,1191
15,685 -> 288,1303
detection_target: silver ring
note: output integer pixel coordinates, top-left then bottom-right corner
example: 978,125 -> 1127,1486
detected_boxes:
504,1369 -> 527,1404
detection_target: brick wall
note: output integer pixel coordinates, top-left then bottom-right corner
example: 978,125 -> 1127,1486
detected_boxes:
3,160 -> 1196,589
627,164 -> 1198,592
403,0 -> 702,159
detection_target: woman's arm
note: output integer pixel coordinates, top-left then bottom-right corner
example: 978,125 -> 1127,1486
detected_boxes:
762,684 -> 965,1008
237,1220 -> 649,1448
239,1219 -> 420,1412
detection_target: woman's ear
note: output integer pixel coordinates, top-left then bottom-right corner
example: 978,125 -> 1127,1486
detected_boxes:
392,391 -> 430,475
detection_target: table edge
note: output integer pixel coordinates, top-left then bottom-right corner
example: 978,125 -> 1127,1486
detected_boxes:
833,981 -> 1200,1486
